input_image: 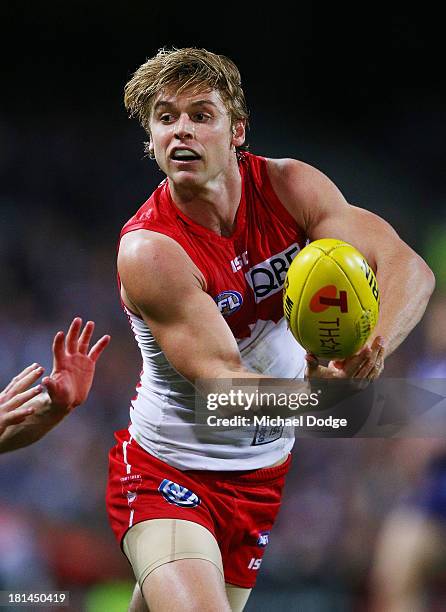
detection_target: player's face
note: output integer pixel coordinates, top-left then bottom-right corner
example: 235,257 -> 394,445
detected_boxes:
149,88 -> 244,189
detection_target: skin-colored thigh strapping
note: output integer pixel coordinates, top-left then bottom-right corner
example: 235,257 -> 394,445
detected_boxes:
123,518 -> 223,586
124,518 -> 251,612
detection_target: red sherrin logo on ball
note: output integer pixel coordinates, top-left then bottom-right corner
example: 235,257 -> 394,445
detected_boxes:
310,285 -> 348,313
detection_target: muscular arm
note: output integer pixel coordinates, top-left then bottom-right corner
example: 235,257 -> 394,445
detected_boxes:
119,230 -> 373,416
268,158 -> 435,358
119,231 -> 267,389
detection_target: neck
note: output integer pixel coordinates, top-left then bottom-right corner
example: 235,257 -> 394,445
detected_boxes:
168,155 -> 242,237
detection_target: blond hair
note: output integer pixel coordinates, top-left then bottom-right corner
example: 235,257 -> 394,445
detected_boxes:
124,47 -> 249,141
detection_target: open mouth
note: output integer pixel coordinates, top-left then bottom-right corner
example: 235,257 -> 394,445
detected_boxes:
170,148 -> 202,162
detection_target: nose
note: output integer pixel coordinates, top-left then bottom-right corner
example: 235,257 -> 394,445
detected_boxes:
174,113 -> 194,140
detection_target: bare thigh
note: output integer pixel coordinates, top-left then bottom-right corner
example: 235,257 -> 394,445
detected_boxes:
128,580 -> 251,612
143,558 -> 230,612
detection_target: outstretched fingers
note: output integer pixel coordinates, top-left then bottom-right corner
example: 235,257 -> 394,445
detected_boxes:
52,330 -> 66,369
2,364 -> 44,397
78,321 -> 95,354
3,385 -> 42,411
65,317 -> 83,354
1,404 -> 35,429
11,363 -> 41,384
87,334 -> 111,363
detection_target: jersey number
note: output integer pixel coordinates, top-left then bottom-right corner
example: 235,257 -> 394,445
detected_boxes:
248,557 -> 262,570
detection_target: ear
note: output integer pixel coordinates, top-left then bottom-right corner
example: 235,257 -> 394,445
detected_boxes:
146,137 -> 156,159
231,120 -> 246,148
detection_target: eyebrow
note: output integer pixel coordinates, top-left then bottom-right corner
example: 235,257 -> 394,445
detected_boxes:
153,99 -> 218,112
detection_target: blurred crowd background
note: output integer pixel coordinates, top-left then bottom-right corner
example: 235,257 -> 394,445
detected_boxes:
0,4 -> 445,611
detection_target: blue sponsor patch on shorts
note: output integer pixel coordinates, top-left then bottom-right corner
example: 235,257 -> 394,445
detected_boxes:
257,531 -> 270,547
158,479 -> 201,508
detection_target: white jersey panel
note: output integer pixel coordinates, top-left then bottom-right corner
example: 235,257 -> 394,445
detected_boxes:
126,307 -> 306,471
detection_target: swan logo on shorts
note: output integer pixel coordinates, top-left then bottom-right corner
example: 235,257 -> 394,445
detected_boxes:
215,290 -> 243,317
120,474 -> 143,507
158,479 -> 201,508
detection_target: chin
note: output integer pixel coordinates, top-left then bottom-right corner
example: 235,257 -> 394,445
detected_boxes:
170,170 -> 204,189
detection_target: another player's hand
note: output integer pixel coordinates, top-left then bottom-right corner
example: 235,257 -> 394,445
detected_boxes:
0,364 -> 44,434
305,336 -> 385,381
42,317 -> 111,411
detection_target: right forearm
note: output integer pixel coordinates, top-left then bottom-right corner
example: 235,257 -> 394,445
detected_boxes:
197,363 -> 367,418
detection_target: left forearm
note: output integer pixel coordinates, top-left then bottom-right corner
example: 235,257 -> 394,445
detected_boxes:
0,392 -> 70,453
372,253 -> 435,356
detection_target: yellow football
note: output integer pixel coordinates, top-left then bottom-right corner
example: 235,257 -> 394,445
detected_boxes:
283,238 -> 380,359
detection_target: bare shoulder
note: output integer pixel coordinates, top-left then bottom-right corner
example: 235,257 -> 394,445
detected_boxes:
119,230 -> 203,280
265,157 -> 349,228
266,156 -> 320,182
118,230 -> 205,315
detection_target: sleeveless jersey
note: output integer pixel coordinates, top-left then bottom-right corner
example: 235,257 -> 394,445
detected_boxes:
119,152 -> 308,470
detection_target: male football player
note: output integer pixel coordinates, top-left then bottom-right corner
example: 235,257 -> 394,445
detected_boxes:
107,47 -> 435,611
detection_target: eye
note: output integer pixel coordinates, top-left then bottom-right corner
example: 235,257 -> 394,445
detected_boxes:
194,112 -> 211,122
160,114 -> 174,123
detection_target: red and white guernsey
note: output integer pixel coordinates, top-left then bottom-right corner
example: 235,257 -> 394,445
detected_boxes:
120,153 -> 308,470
